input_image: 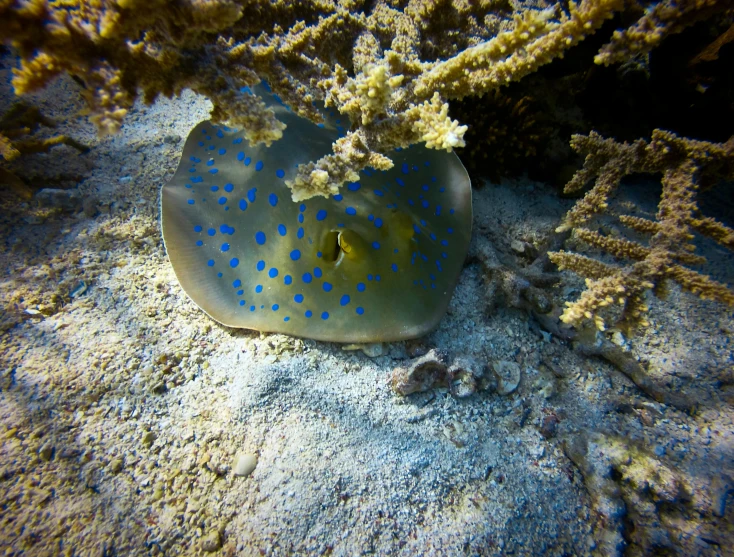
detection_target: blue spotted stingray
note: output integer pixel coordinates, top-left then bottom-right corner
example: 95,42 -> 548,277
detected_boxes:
161,87 -> 472,342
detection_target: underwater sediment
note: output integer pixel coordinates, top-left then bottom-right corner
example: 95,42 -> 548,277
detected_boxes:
1,1 -> 733,555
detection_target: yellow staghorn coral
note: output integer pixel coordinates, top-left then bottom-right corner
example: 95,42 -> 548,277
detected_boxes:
595,0 -> 734,66
550,129 -> 734,334
407,92 -> 467,151
1,0 -> 636,199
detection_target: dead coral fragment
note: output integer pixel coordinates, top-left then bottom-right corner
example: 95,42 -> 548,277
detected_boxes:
390,350 -> 487,398
550,130 -> 734,334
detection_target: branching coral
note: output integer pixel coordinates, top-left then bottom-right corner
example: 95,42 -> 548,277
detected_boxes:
0,102 -> 89,198
595,0 -> 734,66
549,130 -> 734,334
0,0 -> 625,200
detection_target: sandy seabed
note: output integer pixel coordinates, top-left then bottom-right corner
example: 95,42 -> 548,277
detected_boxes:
1,57 -> 733,556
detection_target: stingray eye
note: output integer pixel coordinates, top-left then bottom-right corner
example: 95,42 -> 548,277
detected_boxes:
161,85 -> 472,342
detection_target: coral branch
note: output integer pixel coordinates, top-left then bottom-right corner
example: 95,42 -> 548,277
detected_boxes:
551,129 -> 734,334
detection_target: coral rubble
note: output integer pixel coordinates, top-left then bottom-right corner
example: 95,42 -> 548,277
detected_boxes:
550,130 -> 734,334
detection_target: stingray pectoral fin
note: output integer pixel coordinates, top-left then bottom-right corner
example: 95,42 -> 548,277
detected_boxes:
161,114 -> 472,342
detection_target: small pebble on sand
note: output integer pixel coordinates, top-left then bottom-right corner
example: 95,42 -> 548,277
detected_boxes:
233,453 -> 257,477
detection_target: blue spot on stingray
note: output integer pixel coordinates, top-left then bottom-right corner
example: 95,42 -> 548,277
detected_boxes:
294,294 -> 304,303
391,263 -> 398,272
255,284 -> 263,293
209,169 -> 219,174
188,199 -> 195,205
247,188 -> 257,203
278,224 -> 287,236
224,183 -> 234,192
230,258 -> 240,268
233,279 -> 242,287
375,275 -> 381,282
290,249 -> 301,261
207,228 -> 216,236
218,196 -> 227,205
374,218 -> 383,228
430,233 -> 437,241
196,240 -> 203,246
314,267 -> 323,278
272,304 -> 279,311
448,227 -> 454,234
356,307 -> 364,315
284,275 -> 292,285
333,194 -> 343,201
323,282 -> 333,292
191,176 -> 204,183
441,239 -> 448,246
297,227 -> 304,239
316,252 -> 322,258
250,306 -> 255,311
367,274 -> 373,281
237,289 -> 243,295
269,268 -> 279,278
237,152 -> 245,161
240,300 -> 245,306
299,204 -> 306,212
255,231 -> 266,245
256,260 -> 265,271
244,157 -> 251,166
316,210 -> 327,221
239,199 -> 248,211
346,207 -> 356,216
207,259 -> 215,267
347,182 -> 361,191
421,200 -> 429,208
372,242 -> 380,249
218,148 -> 226,155
221,243 -> 230,252
340,295 -> 350,306
206,160 -> 214,166
357,283 -> 366,292
302,272 -> 313,283
368,214 -> 374,222
210,186 -> 219,192
276,169 -> 285,178
284,316 -> 290,321
321,311 -> 329,320
269,193 -> 278,207
401,163 -> 409,174
255,161 -> 264,171
396,178 -> 405,187
422,185 -> 429,191
374,189 -> 384,197
439,187 -> 445,192
413,225 -> 421,235
305,310 -> 313,318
